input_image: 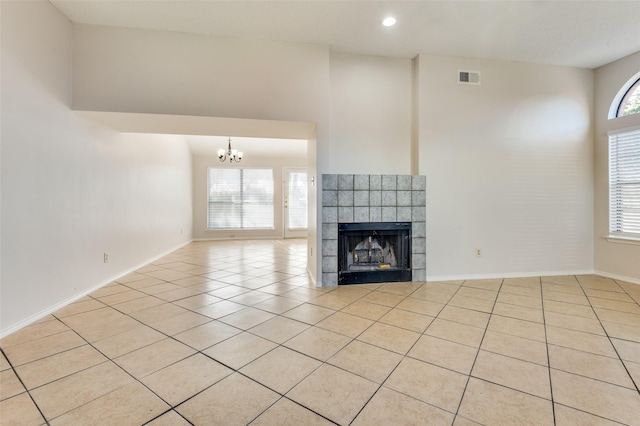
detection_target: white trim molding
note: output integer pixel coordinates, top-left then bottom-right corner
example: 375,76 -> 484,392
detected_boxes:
192,236 -> 287,241
427,270 -> 596,283
605,235 -> 640,246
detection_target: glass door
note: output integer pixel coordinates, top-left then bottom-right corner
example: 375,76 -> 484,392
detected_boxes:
284,168 -> 308,238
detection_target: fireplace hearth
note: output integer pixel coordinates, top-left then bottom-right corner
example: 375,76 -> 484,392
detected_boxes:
338,222 -> 411,284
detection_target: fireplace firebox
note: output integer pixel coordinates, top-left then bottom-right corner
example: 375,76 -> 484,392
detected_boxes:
338,222 -> 411,285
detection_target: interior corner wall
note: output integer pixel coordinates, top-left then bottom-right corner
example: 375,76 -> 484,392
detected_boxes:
594,51 -> 640,282
328,52 -> 413,175
192,154 -> 307,240
0,1 -> 193,336
417,54 -> 595,279
306,128 -> 319,285
411,56 -> 420,176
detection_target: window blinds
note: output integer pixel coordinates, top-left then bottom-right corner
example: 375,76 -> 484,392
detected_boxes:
287,171 -> 308,230
207,168 -> 274,230
609,128 -> 640,237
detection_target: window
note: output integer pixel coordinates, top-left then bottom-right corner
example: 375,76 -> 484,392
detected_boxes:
287,171 -> 308,230
609,128 -> 640,237
207,168 -> 274,230
617,77 -> 640,117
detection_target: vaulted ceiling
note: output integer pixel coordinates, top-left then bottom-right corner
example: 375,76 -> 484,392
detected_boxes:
51,0 -> 640,69
50,1 -> 640,157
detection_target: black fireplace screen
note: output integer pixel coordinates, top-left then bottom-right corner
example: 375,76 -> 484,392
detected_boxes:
338,222 -> 411,285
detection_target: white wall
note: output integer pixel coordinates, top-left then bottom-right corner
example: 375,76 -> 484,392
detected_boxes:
418,54 -> 594,279
594,51 -> 640,282
71,23 -> 331,285
192,154 -> 307,240
72,24 -> 331,126
0,1 -> 193,336
328,53 -> 413,175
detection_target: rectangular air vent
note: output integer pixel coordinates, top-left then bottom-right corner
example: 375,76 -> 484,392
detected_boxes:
458,70 -> 481,85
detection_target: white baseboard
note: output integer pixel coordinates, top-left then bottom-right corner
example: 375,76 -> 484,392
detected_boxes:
192,236 -> 284,241
0,240 -> 193,339
426,270 -> 596,282
594,270 -> 640,285
269,265 -> 640,290
307,267 -> 318,288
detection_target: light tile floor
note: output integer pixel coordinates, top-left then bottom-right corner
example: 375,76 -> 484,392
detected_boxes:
1,239 -> 640,425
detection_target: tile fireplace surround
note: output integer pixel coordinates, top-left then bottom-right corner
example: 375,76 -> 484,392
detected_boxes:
322,174 -> 426,286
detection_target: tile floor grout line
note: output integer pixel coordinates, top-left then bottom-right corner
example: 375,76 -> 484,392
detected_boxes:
346,373 -> 391,424
344,279 -> 452,425
540,275 -> 557,426
547,275 -> 640,423
585,278 -> 640,307
9,349 -> 110,393
52,300 -> 263,423
51,315 -> 193,422
280,396 -> 341,426
16,315 -> 120,424
368,280 -> 492,424
309,281 -> 447,423
547,364 -> 640,391
141,408 -> 194,426
357,278 -> 480,423
552,401 -> 630,426
158,280 -> 351,422
451,277 -> 504,421
80,248 -> 313,422
0,328 -> 78,353
576,276 -> 640,395
108,271 -> 311,349
0,347 -> 51,426
232,368 -> 338,425
161,288 -> 341,422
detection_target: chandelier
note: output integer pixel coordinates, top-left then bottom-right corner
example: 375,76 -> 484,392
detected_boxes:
217,137 -> 243,163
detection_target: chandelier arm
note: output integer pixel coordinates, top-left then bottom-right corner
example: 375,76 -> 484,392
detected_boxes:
218,137 -> 242,163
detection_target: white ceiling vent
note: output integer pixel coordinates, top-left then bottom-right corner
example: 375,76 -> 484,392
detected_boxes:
458,70 -> 481,85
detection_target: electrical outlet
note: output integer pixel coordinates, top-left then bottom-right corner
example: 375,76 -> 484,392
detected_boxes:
310,246 -> 313,256
180,228 -> 183,234
475,248 -> 481,257
104,253 -> 109,263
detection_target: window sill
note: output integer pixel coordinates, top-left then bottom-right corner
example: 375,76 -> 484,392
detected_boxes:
605,235 -> 640,246
206,228 -> 276,231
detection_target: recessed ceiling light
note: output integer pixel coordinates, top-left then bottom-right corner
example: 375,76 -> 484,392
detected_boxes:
382,17 -> 396,27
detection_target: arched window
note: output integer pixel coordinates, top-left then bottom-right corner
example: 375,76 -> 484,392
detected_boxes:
617,77 -> 640,117
608,72 -> 640,239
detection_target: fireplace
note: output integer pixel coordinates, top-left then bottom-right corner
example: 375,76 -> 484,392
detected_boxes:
338,222 -> 412,285
321,174 -> 426,286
